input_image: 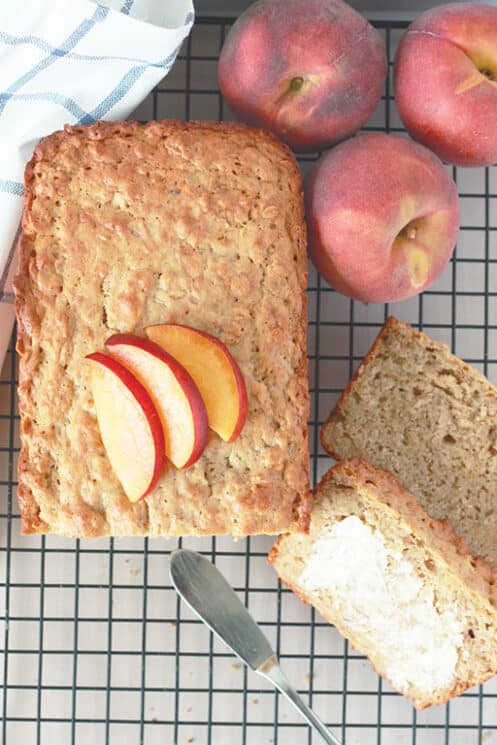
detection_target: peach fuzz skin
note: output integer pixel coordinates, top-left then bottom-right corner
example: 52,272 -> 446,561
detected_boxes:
395,3 -> 497,167
305,134 -> 460,304
218,0 -> 386,153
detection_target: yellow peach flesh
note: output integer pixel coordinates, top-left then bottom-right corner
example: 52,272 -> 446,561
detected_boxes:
108,344 -> 197,470
146,325 -> 245,443
89,362 -> 157,502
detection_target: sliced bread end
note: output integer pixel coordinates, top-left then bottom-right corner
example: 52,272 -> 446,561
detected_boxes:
321,317 -> 497,569
269,459 -> 497,709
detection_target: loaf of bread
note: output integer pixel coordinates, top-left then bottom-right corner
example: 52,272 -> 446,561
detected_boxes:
269,459 -> 497,709
14,120 -> 310,538
322,317 -> 497,568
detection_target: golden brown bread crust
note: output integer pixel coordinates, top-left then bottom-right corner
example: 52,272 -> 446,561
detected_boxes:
269,459 -> 497,709
320,316 -> 400,460
15,120 -> 310,538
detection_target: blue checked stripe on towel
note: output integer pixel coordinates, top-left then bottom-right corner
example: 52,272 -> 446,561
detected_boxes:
0,0 -> 194,301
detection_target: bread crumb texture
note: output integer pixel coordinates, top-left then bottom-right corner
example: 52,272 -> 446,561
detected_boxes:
322,317 -> 497,568
269,460 -> 497,709
14,120 -> 310,538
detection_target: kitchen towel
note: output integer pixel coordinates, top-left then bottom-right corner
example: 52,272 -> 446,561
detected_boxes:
0,0 -> 194,367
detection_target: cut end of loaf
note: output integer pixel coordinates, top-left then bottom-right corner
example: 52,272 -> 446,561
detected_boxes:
321,317 -> 497,569
269,459 -> 497,709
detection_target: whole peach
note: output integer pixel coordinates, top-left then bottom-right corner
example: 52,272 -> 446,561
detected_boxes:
306,134 -> 460,303
395,3 -> 497,167
218,0 -> 387,153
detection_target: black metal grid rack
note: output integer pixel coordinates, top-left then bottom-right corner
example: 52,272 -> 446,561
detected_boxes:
1,14 -> 497,745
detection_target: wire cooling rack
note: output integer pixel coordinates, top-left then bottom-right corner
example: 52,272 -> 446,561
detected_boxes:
1,14 -> 497,745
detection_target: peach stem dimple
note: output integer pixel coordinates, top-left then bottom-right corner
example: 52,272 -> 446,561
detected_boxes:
399,223 -> 418,241
480,68 -> 495,82
289,76 -> 304,92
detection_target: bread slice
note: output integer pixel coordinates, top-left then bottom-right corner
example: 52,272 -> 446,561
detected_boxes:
321,317 -> 497,568
14,120 -> 310,538
269,459 -> 497,709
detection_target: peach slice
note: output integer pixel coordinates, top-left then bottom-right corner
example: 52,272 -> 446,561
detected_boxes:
106,334 -> 208,469
145,324 -> 248,443
87,352 -> 165,502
